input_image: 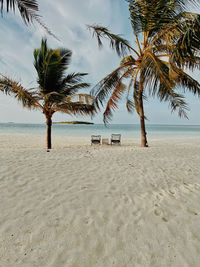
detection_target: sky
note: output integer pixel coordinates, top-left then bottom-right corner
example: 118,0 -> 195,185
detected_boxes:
0,0 -> 200,125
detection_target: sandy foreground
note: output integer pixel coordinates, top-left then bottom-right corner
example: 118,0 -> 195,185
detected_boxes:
0,135 -> 200,267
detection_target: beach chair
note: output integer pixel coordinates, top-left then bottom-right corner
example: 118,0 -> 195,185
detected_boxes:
91,135 -> 101,145
111,134 -> 121,145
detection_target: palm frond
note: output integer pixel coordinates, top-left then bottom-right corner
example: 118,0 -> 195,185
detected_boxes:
120,55 -> 136,66
91,69 -> 122,105
34,38 -> 73,94
126,99 -> 134,113
141,52 -> 174,97
59,73 -> 90,95
55,102 -> 96,116
0,1 -> 57,38
125,70 -> 137,114
0,76 -> 41,110
65,93 -> 94,104
140,53 -> 189,118
88,25 -> 137,57
0,0 -> 38,23
42,91 -> 66,105
174,56 -> 200,71
59,48 -> 73,69
151,12 -> 200,68
102,67 -> 139,123
61,73 -> 88,85
133,79 -> 140,115
127,0 -> 184,38
103,82 -> 126,124
91,62 -> 137,103
16,0 -> 39,24
169,64 -> 200,96
168,92 -> 189,118
156,80 -> 189,118
63,83 -> 90,96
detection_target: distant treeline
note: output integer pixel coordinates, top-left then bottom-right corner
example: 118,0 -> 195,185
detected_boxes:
53,121 -> 94,125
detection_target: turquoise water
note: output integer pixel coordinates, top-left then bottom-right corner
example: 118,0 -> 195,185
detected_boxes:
0,123 -> 200,139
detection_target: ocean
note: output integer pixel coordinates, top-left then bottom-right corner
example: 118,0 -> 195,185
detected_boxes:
0,123 -> 200,139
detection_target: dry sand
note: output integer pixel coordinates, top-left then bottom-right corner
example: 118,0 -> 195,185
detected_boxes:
0,135 -> 200,267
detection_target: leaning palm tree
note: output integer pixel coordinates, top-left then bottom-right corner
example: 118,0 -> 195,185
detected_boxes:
89,0 -> 200,147
0,39 -> 95,149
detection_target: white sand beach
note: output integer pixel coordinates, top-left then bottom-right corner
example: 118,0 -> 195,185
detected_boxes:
0,135 -> 200,267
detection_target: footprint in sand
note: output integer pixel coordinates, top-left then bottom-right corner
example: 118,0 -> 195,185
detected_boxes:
154,209 -> 168,222
183,183 -> 194,192
156,192 -> 165,201
80,185 -> 88,190
129,163 -> 134,168
194,184 -> 200,190
162,217 -> 168,222
169,190 -> 175,196
154,209 -> 161,216
83,216 -> 93,225
187,208 -> 198,216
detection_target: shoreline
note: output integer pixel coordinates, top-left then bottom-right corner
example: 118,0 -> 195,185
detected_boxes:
1,122 -> 200,126
0,133 -> 200,147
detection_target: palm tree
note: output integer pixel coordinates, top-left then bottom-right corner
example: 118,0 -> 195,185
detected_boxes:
88,0 -> 200,147
0,39 -> 95,149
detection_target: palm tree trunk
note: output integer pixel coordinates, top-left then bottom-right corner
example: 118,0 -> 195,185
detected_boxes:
138,78 -> 148,147
46,115 -> 52,149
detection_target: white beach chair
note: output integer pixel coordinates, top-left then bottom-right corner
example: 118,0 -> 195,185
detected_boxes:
111,134 -> 121,145
91,135 -> 101,145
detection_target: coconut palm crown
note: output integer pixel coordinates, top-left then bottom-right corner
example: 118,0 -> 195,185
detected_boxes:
89,0 -> 200,147
0,38 -> 96,149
